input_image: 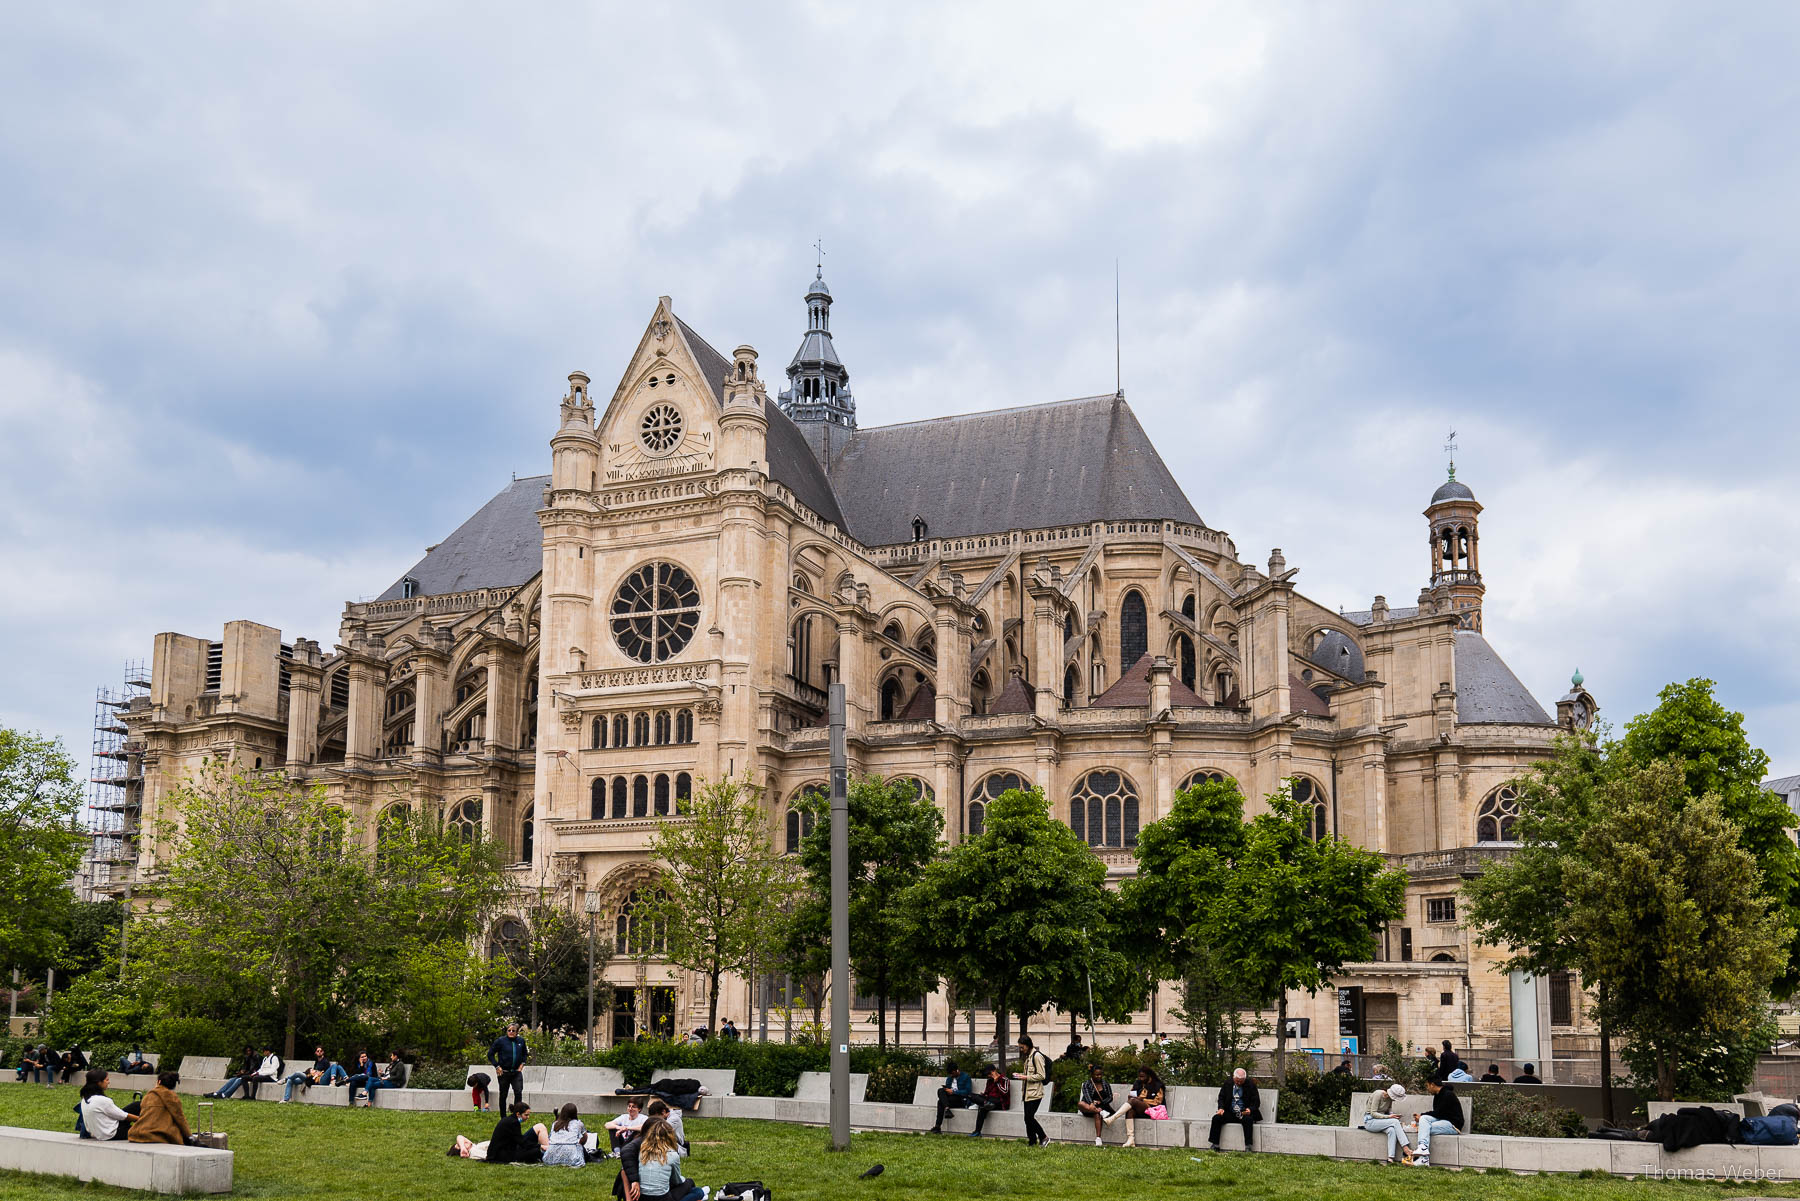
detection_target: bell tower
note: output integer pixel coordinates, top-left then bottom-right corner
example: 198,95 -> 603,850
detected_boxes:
777,248 -> 856,461
1425,446 -> 1485,631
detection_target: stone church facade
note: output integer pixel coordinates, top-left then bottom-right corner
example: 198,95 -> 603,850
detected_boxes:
115,274 -> 1600,1071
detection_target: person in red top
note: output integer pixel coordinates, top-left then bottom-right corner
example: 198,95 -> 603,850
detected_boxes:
969,1064 -> 1010,1138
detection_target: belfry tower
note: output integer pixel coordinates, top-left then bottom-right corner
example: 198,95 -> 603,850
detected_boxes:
1425,457 -> 1485,631
777,259 -> 856,460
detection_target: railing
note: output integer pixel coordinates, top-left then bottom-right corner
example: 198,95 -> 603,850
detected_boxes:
780,675 -> 829,711
1395,846 -> 1514,874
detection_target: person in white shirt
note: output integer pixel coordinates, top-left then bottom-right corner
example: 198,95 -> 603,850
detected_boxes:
606,1097 -> 649,1152
79,1070 -> 139,1141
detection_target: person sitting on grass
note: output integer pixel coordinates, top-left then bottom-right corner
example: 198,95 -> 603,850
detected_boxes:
130,1071 -> 196,1145
929,1064 -> 975,1134
646,1099 -> 687,1152
487,1101 -> 548,1165
1512,1063 -> 1542,1085
1076,1063 -> 1117,1145
541,1103 -> 589,1168
1206,1067 -> 1263,1152
1407,1080 -> 1464,1167
1362,1083 -> 1412,1164
1479,1064 -> 1507,1083
606,1097 -> 650,1152
1104,1065 -> 1168,1148
79,1069 -> 139,1141
60,1044 -> 90,1084
282,1045 -> 348,1102
207,1046 -> 262,1100
347,1050 -> 393,1107
969,1063 -> 1010,1138
632,1116 -> 706,1201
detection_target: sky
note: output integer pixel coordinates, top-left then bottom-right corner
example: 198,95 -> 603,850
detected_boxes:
2,2 -> 1796,782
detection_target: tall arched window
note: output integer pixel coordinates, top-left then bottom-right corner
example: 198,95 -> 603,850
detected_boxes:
376,804 -> 410,867
1070,770 -> 1139,848
786,784 -> 824,854
890,777 -> 935,804
675,709 -> 694,743
613,714 -> 629,748
790,615 -> 813,684
632,775 -> 649,818
1175,634 -> 1196,691
966,772 -> 1028,838
880,675 -> 904,720
675,773 -> 692,810
615,889 -> 668,956
633,712 -> 650,746
449,798 -> 482,841
654,774 -> 671,816
519,804 -> 534,864
590,777 -> 606,820
654,711 -> 671,745
592,716 -> 607,749
1063,665 -> 1079,706
1120,590 -> 1148,670
1179,769 -> 1233,794
612,776 -> 627,819
971,670 -> 990,716
1477,785 -> 1521,843
1293,777 -> 1328,840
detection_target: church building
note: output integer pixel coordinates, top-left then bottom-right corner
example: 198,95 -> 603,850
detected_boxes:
111,272 -> 1600,1071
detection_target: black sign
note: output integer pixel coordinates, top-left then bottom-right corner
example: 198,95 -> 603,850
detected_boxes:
1338,986 -> 1364,1039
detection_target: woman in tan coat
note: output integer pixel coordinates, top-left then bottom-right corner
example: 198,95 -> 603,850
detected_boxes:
129,1072 -> 194,1145
1011,1035 -> 1050,1147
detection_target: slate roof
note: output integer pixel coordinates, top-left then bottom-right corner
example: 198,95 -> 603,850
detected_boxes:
1290,675 -> 1332,716
1432,478 -> 1476,504
897,682 -> 937,721
1091,653 -> 1206,709
989,671 -> 1035,716
823,394 -> 1203,546
377,475 -> 549,601
1765,774 -> 1800,796
1454,632 -> 1553,725
1341,606 -> 1421,626
1306,629 -> 1365,682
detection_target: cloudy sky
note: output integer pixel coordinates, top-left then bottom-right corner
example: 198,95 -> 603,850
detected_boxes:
4,2 -> 1796,780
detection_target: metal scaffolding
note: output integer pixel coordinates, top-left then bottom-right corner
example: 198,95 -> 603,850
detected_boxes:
80,660 -> 148,900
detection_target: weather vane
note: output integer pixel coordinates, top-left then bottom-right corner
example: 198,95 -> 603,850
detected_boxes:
1444,428 -> 1458,479
813,237 -> 825,276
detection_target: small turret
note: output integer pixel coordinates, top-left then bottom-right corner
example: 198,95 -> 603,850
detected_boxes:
778,257 -> 856,461
1425,458 -> 1484,631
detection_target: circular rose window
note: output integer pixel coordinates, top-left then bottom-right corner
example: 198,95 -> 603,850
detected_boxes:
640,404 -> 683,455
611,562 -> 701,663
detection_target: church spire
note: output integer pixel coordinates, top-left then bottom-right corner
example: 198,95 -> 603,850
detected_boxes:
779,248 -> 856,461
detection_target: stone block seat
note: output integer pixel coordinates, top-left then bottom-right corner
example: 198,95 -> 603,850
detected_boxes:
902,1075 -> 1054,1137
0,1125 -> 231,1194
1646,1101 -> 1745,1120
648,1068 -> 737,1111
715,1073 -> 865,1123
1341,1092 -> 1477,1162
795,1071 -> 867,1104
1182,1085 -> 1281,1150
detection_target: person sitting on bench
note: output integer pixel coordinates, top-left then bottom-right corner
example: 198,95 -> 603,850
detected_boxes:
929,1065 -> 975,1133
1408,1079 -> 1464,1166
16,1045 -> 49,1085
347,1050 -> 392,1107
1076,1063 -> 1117,1145
78,1069 -> 139,1141
283,1046 -> 349,1101
1362,1083 -> 1413,1164
1512,1063 -> 1542,1084
207,1046 -> 263,1100
118,1049 -> 155,1076
60,1045 -> 90,1084
969,1063 -> 1011,1138
1479,1064 -> 1507,1083
1104,1066 -> 1167,1148
1206,1067 -> 1263,1152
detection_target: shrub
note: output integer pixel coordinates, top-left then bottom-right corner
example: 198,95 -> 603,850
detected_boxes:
154,1016 -> 235,1066
1470,1085 -> 1583,1138
43,974 -> 154,1053
409,1060 -> 475,1090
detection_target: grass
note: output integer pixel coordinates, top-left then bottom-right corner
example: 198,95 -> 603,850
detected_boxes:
0,1084 -> 1797,1200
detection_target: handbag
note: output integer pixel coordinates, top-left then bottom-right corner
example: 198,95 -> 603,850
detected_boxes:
1144,1103 -> 1169,1120
720,1183 -> 770,1201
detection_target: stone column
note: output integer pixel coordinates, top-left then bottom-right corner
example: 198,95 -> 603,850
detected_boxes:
283,638 -> 324,768
341,633 -> 387,767
409,625 -> 454,767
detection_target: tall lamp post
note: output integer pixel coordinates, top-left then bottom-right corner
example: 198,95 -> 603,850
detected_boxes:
584,890 -> 604,1053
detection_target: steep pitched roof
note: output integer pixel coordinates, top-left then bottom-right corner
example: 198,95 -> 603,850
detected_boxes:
989,671 -> 1035,715
824,394 -> 1202,546
897,681 -> 937,721
377,475 -> 548,601
1454,632 -> 1553,725
1091,653 -> 1206,709
676,316 -> 733,402
1290,674 -> 1332,716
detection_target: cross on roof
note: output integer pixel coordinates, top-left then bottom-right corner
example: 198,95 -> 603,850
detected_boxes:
813,237 -> 825,277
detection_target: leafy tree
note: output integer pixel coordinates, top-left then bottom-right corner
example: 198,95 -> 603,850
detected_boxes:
0,728 -> 86,972
1217,782 -> 1407,1082
375,940 -> 507,1058
55,899 -> 128,982
1617,679 -> 1800,996
489,872 -> 587,1029
900,785 -> 1131,1067
642,776 -> 796,1034
771,893 -> 830,1036
1564,761 -> 1790,1100
796,776 -> 943,1047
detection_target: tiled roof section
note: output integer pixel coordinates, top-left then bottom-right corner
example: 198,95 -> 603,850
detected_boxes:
1341,606 -> 1421,626
1454,632 -> 1554,725
1765,774 -> 1800,796
676,316 -> 733,403
1290,675 -> 1332,716
377,475 -> 548,601
825,394 -> 1203,546
1091,653 -> 1207,709
897,681 -> 937,721
989,671 -> 1035,716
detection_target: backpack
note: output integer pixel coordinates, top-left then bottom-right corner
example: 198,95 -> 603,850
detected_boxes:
720,1182 -> 770,1201
74,1101 -> 89,1140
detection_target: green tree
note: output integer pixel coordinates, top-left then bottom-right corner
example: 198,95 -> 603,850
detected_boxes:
642,776 -> 795,1034
1565,760 -> 1790,1100
1221,782 -> 1407,1083
376,940 -> 507,1058
797,776 -> 943,1048
901,785 -> 1131,1067
0,728 -> 86,972
489,872 -> 586,1029
1618,679 -> 1800,996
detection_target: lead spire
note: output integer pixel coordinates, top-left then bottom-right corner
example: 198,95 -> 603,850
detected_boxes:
779,251 -> 856,459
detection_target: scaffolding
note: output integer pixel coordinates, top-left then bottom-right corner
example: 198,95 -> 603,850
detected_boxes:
80,659 -> 148,900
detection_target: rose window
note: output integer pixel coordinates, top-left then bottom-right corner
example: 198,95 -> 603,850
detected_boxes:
611,563 -> 701,663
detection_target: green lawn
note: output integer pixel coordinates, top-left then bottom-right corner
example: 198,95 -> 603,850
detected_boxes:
0,1084 -> 1795,1199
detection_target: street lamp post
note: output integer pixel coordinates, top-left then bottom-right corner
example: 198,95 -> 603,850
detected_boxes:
584,890 -> 604,1053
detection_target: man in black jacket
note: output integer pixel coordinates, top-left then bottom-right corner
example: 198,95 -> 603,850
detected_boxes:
1207,1067 -> 1263,1151
1433,1040 -> 1462,1083
489,1023 -> 529,1113
1411,1080 -> 1464,1166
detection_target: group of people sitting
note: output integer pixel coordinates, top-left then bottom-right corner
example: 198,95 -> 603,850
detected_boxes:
202,1044 -> 402,1106
75,1068 -> 200,1145
928,1034 -> 1053,1144
1358,1041 -> 1475,1166
449,1097 -> 707,1201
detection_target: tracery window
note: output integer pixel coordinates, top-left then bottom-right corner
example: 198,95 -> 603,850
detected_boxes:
592,716 -> 607,749
519,804 -> 534,864
966,771 -> 1028,838
675,709 -> 694,743
1179,769 -> 1233,794
615,888 -> 669,955
1069,769 -> 1140,849
786,784 -> 825,854
613,713 -> 630,748
1293,777 -> 1328,840
1120,590 -> 1148,670
449,798 -> 482,841
891,776 -> 935,804
1477,784 -> 1521,843
611,562 -> 701,663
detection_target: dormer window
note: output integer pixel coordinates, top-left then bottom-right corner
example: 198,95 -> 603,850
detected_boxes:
911,516 -> 928,543
401,576 -> 419,599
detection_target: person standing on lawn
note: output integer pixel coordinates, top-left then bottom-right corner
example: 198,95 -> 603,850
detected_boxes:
1206,1067 -> 1263,1152
1012,1035 -> 1050,1147
489,1022 -> 529,1113
1076,1063 -> 1117,1145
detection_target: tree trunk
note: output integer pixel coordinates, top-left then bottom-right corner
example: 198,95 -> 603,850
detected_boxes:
995,991 -> 1010,1072
1657,1048 -> 1675,1103
284,997 -> 298,1062
1598,981 -> 1615,1124
1069,1010 -> 1077,1045
1275,993 -> 1289,1085
530,981 -> 540,1029
878,965 -> 889,1050
708,967 -> 722,1035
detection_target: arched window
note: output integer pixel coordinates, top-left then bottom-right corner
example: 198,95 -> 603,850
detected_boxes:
1063,665 -> 1079,706
890,776 -> 935,804
654,710 -> 671,745
615,889 -> 669,956
449,798 -> 482,841
967,772 -> 1027,838
633,712 -> 650,746
1175,634 -> 1196,692
1179,769 -> 1233,794
1477,784 -> 1521,843
882,620 -> 904,643
675,709 -> 694,743
675,772 -> 692,810
1070,770 -> 1140,848
786,784 -> 824,854
880,675 -> 904,720
633,775 -> 649,818
593,716 -> 607,749
590,777 -> 606,820
1120,590 -> 1147,670
654,774 -> 671,816
971,670 -> 990,716
1293,777 -> 1328,840
612,776 -> 627,819
791,615 -> 813,684
519,804 -> 534,864
915,629 -> 936,662
1181,593 -> 1196,621
385,688 -> 414,718
613,713 -> 629,748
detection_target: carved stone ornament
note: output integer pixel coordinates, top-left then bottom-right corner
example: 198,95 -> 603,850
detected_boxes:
560,709 -> 584,732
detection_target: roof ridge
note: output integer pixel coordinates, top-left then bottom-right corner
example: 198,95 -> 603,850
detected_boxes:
856,393 -> 1122,434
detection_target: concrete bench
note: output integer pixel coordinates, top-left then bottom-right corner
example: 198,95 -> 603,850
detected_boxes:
466,1063 -> 550,1088
650,1068 -> 736,1109
543,1066 -> 626,1095
177,1057 -> 232,1080
1177,1085 -> 1281,1150
0,1126 -> 232,1194
1647,1100 -> 1745,1120
902,1075 -> 1055,1137
795,1071 -> 866,1103
1349,1090 -> 1476,1132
